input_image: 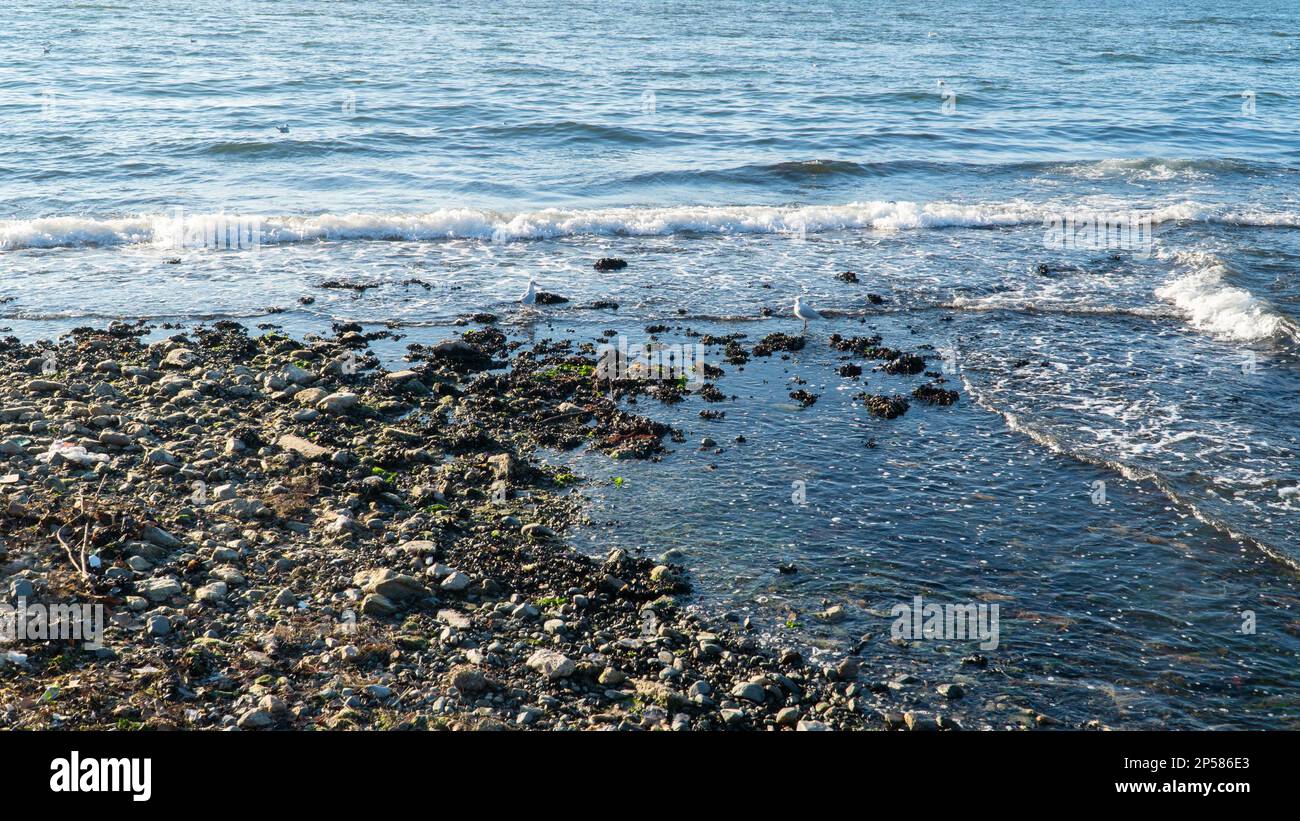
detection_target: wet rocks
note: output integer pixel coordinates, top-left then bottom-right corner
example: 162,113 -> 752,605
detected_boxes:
816,604 -> 847,623
912,383 -> 959,405
881,353 -> 925,376
834,270 -> 859,283
858,393 -> 910,419
788,389 -> 818,407
419,339 -> 499,373
593,258 -> 628,272
753,333 -> 805,357
0,315 -> 1032,734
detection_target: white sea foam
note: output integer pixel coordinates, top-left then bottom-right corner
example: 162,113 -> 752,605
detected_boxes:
1154,250 -> 1290,342
3,200 -> 1295,252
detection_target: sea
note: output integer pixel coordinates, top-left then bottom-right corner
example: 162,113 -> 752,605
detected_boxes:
1,0 -> 1298,728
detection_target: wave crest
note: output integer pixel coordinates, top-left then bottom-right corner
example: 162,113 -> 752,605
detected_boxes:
2,199 -> 1299,252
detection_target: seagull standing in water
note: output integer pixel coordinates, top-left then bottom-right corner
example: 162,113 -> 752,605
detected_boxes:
794,295 -> 822,334
520,278 -> 537,306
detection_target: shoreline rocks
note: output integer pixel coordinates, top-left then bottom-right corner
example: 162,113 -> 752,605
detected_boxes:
0,318 -> 1025,732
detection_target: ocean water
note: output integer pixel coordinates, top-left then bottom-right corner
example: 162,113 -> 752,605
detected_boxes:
2,0 -> 1299,727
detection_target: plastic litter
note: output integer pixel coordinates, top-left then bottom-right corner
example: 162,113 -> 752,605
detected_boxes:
35,441 -> 110,466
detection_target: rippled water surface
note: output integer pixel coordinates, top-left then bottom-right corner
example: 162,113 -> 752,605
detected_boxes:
1,0 -> 1298,727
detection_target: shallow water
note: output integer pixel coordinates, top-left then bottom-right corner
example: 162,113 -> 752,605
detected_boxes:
2,0 -> 1298,727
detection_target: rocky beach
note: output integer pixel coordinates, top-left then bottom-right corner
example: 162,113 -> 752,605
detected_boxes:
0,299 -> 1061,732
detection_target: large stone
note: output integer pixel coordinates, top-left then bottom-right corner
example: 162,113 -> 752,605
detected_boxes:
486,453 -> 513,480
318,392 -> 359,414
440,571 -> 470,592
281,363 -> 314,385
26,379 -> 65,394
146,449 -> 179,467
730,680 -> 766,704
138,577 -> 182,602
521,523 -> 555,540
360,593 -> 396,617
237,708 -> 273,729
141,526 -> 181,549
195,581 -> 228,603
161,349 -> 197,369
277,434 -> 330,460
526,649 -> 576,680
399,539 -> 437,556
903,711 -> 940,731
212,498 -> 269,520
449,666 -> 488,694
355,568 -> 427,600
295,388 -> 328,407
436,609 -> 471,629
145,614 -> 171,636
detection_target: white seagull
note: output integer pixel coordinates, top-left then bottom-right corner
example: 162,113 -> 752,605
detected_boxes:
520,278 -> 537,306
793,295 -> 822,333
